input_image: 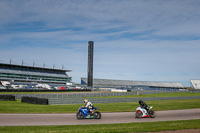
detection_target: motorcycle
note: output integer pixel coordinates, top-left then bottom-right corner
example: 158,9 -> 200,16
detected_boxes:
135,106 -> 155,118
76,106 -> 101,119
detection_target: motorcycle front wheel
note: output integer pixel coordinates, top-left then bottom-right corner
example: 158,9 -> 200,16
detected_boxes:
94,111 -> 101,119
149,110 -> 156,118
135,111 -> 142,118
76,112 -> 85,119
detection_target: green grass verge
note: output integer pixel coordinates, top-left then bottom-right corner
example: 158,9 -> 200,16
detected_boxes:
0,99 -> 200,113
0,119 -> 200,133
0,92 -> 200,132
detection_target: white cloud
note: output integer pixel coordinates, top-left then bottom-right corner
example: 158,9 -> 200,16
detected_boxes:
0,0 -> 200,86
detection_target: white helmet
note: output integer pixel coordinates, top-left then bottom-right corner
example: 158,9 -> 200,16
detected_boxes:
84,99 -> 88,103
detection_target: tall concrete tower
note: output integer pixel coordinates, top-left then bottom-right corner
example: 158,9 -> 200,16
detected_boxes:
87,41 -> 94,88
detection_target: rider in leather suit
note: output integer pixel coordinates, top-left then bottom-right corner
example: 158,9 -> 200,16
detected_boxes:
84,99 -> 94,114
139,100 -> 149,113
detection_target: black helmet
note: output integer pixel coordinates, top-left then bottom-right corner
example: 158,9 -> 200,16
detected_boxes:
139,100 -> 143,104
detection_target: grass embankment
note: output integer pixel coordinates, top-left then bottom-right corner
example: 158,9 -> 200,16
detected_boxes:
0,92 -> 200,113
0,98 -> 200,113
0,92 -> 200,133
0,119 -> 200,133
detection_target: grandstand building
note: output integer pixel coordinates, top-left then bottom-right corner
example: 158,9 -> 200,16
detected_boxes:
190,80 -> 200,89
81,78 -> 184,90
0,63 -> 72,85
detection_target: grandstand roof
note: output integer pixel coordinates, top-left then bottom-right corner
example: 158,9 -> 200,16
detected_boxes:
0,67 -> 68,78
81,78 -> 184,88
190,80 -> 200,89
0,63 -> 71,73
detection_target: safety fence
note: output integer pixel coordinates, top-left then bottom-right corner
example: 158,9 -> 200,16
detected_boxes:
5,90 -> 196,100
11,91 -> 137,99
1,90 -> 199,105
48,96 -> 200,105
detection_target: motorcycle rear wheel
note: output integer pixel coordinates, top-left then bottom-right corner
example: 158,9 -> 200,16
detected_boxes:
76,112 -> 85,119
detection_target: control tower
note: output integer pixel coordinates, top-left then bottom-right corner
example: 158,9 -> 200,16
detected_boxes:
87,41 -> 94,88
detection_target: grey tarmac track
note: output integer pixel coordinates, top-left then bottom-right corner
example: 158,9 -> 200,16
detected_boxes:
0,108 -> 200,126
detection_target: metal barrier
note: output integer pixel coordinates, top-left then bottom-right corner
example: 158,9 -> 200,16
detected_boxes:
1,90 -> 199,105
48,96 -> 200,105
13,91 -> 138,99
10,90 -> 196,100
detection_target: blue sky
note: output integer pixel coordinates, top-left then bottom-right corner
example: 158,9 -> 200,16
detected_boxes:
0,0 -> 200,87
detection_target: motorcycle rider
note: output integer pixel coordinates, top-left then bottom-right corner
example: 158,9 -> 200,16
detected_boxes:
139,100 -> 149,113
84,99 -> 94,115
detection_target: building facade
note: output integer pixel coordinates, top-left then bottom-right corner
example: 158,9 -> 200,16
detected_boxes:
0,63 -> 72,85
81,78 -> 184,89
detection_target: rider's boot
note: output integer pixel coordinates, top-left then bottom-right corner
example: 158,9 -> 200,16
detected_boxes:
147,109 -> 150,114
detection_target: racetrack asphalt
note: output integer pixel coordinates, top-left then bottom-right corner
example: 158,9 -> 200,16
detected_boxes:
0,108 -> 200,126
